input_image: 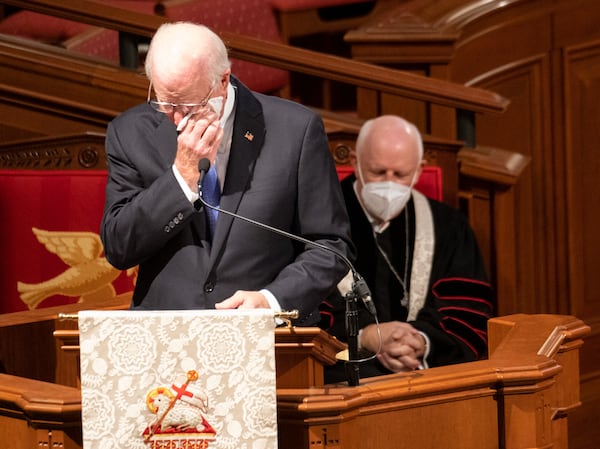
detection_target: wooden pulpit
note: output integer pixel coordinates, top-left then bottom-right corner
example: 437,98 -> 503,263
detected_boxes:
0,305 -> 590,449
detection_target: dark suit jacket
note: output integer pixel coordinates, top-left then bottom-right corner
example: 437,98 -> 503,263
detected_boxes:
100,77 -> 353,325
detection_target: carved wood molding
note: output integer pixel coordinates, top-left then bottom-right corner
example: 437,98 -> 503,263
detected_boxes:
0,133 -> 106,169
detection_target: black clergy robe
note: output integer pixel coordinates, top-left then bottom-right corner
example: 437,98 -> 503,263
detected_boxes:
321,174 -> 495,381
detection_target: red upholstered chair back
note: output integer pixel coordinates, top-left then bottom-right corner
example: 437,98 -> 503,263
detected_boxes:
0,11 -> 91,44
0,1 -> 156,47
336,165 -> 443,201
0,170 -> 135,314
0,0 -> 289,93
414,165 -> 443,201
64,1 -> 160,62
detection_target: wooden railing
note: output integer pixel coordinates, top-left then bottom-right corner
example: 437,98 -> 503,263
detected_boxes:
0,0 -> 507,114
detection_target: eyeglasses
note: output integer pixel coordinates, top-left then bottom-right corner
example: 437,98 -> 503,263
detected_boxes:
147,81 -> 215,115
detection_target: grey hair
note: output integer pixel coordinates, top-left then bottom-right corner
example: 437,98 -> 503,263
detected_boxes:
144,22 -> 231,86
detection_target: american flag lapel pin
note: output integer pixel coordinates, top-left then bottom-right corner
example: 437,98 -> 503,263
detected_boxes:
244,131 -> 254,141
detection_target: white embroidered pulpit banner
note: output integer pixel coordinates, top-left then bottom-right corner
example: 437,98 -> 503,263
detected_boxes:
78,309 -> 278,449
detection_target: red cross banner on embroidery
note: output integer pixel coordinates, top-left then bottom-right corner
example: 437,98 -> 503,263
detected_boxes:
78,309 -> 278,449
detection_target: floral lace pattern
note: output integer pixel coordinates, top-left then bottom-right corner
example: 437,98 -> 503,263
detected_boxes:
79,309 -> 278,449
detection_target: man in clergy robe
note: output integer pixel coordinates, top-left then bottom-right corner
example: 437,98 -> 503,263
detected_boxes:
321,115 -> 495,382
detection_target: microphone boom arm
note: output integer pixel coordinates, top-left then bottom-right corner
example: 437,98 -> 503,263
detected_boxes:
196,158 -> 377,386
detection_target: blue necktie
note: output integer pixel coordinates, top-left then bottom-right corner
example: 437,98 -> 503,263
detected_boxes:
203,164 -> 220,240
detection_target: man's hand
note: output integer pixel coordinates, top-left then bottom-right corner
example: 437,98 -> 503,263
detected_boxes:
216,290 -> 270,309
174,110 -> 223,191
360,321 -> 427,372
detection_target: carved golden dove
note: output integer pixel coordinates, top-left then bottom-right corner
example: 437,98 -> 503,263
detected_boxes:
17,227 -> 136,310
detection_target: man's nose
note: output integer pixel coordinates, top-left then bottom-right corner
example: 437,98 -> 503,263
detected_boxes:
384,171 -> 396,182
173,109 -> 187,125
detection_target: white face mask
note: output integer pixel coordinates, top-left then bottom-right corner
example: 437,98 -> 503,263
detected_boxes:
360,181 -> 412,222
208,96 -> 224,119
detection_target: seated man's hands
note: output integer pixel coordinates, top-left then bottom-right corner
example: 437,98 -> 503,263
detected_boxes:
360,321 -> 427,372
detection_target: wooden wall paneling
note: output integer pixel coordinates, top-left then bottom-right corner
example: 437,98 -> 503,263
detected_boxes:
465,57 -> 553,315
572,321 -> 600,449
355,86 -> 380,119
491,187 -> 519,317
449,3 -> 552,82
561,38 -> 600,449
372,67 -> 430,135
0,319 -> 56,382
421,3 -> 600,448
457,185 -> 493,280
562,40 -> 600,319
412,0 -> 558,314
447,2 -> 558,314
552,0 -> 600,48
379,87 -> 427,133
429,64 -> 457,142
0,118 -> 45,143
458,144 -> 530,316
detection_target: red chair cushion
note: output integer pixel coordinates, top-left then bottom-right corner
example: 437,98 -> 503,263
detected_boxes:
64,1 -> 160,62
0,11 -> 91,44
0,1 -> 156,45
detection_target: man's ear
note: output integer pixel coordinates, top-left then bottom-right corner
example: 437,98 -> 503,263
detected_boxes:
221,69 -> 231,89
414,159 -> 426,184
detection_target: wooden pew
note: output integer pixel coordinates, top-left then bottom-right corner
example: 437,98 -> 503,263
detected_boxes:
0,312 -> 590,449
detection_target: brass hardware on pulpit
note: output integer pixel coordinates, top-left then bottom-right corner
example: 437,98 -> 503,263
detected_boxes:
58,310 -> 300,327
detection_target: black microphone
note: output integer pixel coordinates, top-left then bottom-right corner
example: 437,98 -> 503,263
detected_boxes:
197,157 -> 211,194
196,158 -> 377,386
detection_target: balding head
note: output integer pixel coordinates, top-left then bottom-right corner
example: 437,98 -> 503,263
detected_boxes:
356,115 -> 423,161
145,22 -> 231,91
352,115 -> 424,192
